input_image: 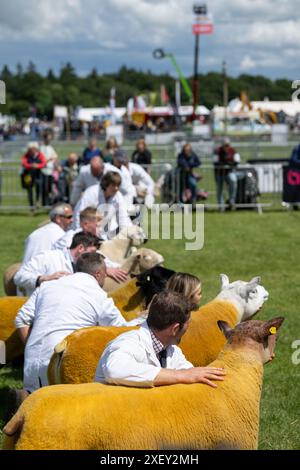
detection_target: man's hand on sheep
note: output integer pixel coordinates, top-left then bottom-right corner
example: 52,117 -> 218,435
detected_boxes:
37,271 -> 70,285
154,367 -> 226,387
106,268 -> 128,283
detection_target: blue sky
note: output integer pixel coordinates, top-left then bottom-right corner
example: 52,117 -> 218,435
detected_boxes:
0,0 -> 299,80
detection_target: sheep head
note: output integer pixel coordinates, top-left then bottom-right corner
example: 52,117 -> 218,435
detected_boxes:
117,225 -> 146,246
216,274 -> 269,321
217,316 -> 284,364
131,248 -> 164,274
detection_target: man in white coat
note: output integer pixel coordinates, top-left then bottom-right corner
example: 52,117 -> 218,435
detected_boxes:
22,202 -> 73,263
70,155 -> 135,207
15,252 -> 144,394
112,150 -> 136,205
72,171 -> 133,238
95,290 -> 226,388
14,232 -> 100,296
128,162 -> 155,208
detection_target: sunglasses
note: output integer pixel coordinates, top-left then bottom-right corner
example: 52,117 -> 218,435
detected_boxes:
61,214 -> 73,219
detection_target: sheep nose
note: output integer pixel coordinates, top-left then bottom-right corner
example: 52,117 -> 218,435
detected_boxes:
264,290 -> 269,300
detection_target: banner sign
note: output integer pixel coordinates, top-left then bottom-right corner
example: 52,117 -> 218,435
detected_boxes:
283,166 -> 300,203
193,13 -> 214,35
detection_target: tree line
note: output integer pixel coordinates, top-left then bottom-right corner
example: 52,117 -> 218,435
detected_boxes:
0,62 -> 292,119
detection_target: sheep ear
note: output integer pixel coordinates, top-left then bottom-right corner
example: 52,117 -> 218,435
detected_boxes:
220,274 -> 229,289
217,320 -> 233,339
261,317 -> 285,337
249,276 -> 261,286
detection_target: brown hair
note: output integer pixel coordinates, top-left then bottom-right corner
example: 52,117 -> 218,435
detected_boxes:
100,171 -> 122,190
147,290 -> 192,331
79,207 -> 102,223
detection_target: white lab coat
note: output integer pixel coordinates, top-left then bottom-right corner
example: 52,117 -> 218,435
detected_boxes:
15,272 -> 144,392
94,322 -> 193,387
14,249 -> 74,296
72,184 -> 132,238
23,222 -> 66,263
128,162 -> 155,208
118,165 -> 136,205
70,163 -> 134,206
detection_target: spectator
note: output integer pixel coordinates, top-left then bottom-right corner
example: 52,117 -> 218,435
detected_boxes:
58,153 -> 79,202
102,137 -> 119,164
21,142 -> 47,211
289,143 -> 300,169
131,138 -> 152,172
177,143 -> 201,205
213,138 -> 240,211
82,139 -> 102,165
40,132 -> 59,206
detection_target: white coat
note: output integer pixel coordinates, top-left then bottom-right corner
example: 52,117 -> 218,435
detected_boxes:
70,163 -> 135,206
23,222 -> 66,263
15,272 -> 143,392
14,249 -> 74,297
72,184 -> 132,238
128,162 -> 155,208
94,322 -> 193,387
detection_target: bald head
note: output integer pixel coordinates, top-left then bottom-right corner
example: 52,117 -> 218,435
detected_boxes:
90,156 -> 104,178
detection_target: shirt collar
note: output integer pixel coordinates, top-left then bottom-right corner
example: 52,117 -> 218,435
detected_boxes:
148,324 -> 165,355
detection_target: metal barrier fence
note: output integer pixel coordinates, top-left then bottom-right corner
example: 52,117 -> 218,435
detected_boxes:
0,160 -> 285,212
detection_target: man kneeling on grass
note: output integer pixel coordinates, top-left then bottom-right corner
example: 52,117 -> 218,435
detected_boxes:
95,290 -> 226,387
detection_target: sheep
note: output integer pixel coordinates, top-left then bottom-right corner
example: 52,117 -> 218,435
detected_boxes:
0,297 -> 28,362
47,274 -> 269,385
100,225 -> 146,264
0,266 -> 174,363
3,263 -> 21,296
3,316 -> 284,450
103,248 -> 164,292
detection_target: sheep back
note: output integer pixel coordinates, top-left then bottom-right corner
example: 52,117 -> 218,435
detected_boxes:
0,296 -> 27,362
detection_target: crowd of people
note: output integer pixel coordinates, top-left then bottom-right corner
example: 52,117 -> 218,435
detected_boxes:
20,134 -> 155,213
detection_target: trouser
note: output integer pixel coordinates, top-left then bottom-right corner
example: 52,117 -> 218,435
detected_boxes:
27,179 -> 41,208
215,171 -> 238,206
42,174 -> 53,206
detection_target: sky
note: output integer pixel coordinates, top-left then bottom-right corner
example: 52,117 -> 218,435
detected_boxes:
0,0 -> 299,80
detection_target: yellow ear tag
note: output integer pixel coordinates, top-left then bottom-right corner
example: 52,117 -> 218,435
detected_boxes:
269,327 -> 277,335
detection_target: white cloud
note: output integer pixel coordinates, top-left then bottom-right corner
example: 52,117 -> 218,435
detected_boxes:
240,55 -> 256,70
0,0 -> 299,78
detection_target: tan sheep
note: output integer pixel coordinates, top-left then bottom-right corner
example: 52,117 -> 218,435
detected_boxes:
3,316 -> 284,450
48,275 -> 269,384
3,263 -> 21,296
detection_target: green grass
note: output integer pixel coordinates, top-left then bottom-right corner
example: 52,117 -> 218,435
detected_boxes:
0,210 -> 300,449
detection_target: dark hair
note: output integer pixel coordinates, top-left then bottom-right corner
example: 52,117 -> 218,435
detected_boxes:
70,231 -> 100,249
147,290 -> 192,331
100,171 -> 122,190
75,252 -> 105,275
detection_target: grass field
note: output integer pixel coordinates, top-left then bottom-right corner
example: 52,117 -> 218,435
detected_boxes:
0,209 -> 300,449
